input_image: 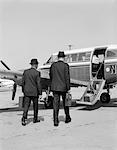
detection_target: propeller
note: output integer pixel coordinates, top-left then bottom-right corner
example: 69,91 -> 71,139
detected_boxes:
12,82 -> 17,100
12,75 -> 17,100
0,60 -> 18,100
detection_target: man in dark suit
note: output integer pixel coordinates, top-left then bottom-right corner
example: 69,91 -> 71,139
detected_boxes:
21,59 -> 42,126
49,51 -> 71,127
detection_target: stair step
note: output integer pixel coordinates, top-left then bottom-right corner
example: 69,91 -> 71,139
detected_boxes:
76,79 -> 105,105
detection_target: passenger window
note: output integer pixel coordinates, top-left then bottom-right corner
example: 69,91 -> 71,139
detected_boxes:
78,52 -> 91,62
78,53 -> 86,61
106,49 -> 117,58
85,52 -> 91,61
71,54 -> 78,62
65,55 -> 70,63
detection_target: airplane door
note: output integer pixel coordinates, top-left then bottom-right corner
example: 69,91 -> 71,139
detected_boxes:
91,48 -> 106,79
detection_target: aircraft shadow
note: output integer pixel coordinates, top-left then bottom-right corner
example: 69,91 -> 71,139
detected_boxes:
78,98 -> 117,111
0,100 -> 75,113
0,103 -> 45,113
0,98 -> 117,113
24,116 -> 45,125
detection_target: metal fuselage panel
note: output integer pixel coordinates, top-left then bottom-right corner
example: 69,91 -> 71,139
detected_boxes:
104,59 -> 117,84
70,64 -> 90,82
41,60 -> 117,86
41,62 -> 90,82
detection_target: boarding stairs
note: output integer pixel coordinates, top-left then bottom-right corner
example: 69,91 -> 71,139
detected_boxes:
76,62 -> 105,105
76,78 -> 105,105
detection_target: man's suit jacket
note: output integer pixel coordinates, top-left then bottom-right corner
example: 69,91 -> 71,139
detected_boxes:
49,60 -> 70,92
22,68 -> 42,97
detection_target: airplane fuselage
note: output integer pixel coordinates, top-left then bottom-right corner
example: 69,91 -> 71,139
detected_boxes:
40,45 -> 117,87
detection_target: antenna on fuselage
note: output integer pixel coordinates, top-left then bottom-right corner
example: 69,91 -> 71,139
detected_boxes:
67,44 -> 73,50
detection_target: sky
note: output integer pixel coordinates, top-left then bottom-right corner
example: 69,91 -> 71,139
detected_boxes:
0,0 -> 117,70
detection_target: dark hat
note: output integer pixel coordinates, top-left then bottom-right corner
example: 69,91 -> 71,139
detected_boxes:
30,59 -> 39,65
58,51 -> 66,58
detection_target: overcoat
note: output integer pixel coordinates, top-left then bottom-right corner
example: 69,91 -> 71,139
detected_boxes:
22,68 -> 42,97
49,60 -> 70,92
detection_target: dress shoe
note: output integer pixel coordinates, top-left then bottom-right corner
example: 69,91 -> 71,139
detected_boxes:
65,117 -> 71,123
21,117 -> 27,126
54,123 -> 59,127
33,119 -> 40,123
54,120 -> 59,127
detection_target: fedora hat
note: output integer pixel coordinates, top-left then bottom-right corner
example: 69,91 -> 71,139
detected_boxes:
30,59 -> 39,65
58,51 -> 66,58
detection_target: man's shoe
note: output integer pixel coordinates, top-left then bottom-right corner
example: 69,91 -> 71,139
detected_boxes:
54,123 -> 59,127
65,117 -> 71,123
21,117 -> 27,126
33,119 -> 40,123
54,120 -> 59,127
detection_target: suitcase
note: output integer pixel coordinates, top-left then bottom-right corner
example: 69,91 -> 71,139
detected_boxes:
19,96 -> 25,108
65,93 -> 72,106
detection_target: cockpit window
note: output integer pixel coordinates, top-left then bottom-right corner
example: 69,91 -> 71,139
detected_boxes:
106,49 -> 117,58
45,55 -> 58,65
52,55 -> 58,62
46,57 -> 52,64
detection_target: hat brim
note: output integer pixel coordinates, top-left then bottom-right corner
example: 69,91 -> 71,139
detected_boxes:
30,62 -> 39,65
58,54 -> 66,58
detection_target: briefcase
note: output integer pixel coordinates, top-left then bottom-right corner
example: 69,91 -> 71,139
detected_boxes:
19,96 -> 25,108
65,93 -> 72,106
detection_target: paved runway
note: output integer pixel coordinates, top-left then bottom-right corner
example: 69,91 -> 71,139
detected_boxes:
0,87 -> 117,150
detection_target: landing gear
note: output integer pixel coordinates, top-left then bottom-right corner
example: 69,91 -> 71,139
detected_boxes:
44,96 -> 53,109
100,92 -> 110,103
44,87 -> 53,109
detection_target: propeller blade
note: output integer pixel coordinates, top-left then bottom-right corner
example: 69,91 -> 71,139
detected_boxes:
12,83 -> 17,100
0,60 -> 11,70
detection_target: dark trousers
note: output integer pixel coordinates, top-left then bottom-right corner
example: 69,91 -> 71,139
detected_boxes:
53,91 -> 70,124
23,96 -> 38,119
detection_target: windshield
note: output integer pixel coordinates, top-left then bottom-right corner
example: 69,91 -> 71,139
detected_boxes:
44,55 -> 58,65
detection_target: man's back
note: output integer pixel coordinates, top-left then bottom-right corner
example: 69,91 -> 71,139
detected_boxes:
22,68 -> 41,97
50,60 -> 70,92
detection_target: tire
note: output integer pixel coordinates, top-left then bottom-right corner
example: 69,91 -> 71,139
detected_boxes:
100,92 -> 110,103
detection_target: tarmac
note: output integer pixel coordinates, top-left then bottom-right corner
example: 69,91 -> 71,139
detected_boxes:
0,87 -> 117,150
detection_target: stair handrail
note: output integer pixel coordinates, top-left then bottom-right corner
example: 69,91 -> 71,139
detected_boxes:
94,63 -> 104,79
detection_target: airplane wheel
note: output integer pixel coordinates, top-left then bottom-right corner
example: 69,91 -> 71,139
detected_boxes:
44,96 -> 53,109
100,92 -> 110,103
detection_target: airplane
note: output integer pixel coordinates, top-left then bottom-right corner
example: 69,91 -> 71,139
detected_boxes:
0,44 -> 117,107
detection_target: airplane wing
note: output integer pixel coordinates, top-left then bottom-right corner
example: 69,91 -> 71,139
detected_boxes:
0,68 -> 89,87
0,69 -> 23,79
